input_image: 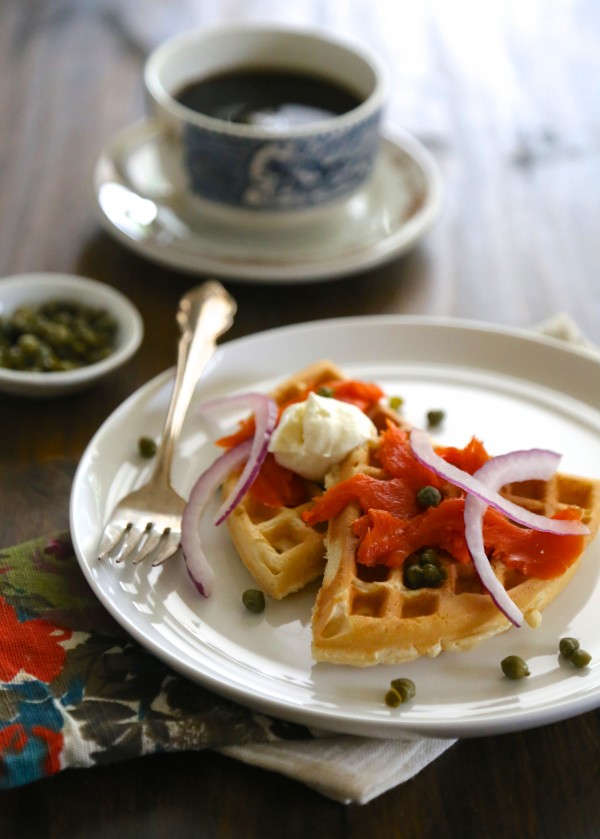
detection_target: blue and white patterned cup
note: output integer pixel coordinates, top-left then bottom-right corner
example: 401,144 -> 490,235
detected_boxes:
144,24 -> 388,224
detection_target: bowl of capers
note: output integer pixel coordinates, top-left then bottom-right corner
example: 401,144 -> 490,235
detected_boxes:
0,273 -> 144,396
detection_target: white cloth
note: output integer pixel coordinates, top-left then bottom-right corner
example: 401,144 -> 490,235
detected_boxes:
220,734 -> 453,804
532,312 -> 595,348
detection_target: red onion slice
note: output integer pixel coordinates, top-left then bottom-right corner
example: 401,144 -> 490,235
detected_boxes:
198,393 -> 278,525
410,429 -> 589,536
464,450 -> 562,626
181,392 -> 277,597
181,439 -> 252,597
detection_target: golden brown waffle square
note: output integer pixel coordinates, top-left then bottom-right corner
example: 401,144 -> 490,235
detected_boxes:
311,441 -> 600,666
222,360 -> 406,599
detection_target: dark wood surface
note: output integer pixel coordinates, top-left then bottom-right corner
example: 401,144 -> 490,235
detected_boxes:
2,2 -> 600,837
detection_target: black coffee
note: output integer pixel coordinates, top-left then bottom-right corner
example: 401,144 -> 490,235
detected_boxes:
174,68 -> 363,128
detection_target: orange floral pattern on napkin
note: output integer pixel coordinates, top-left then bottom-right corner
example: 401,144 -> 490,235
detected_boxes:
0,533 -> 310,788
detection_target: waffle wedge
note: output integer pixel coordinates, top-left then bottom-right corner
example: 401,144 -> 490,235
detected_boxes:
311,440 -> 600,666
221,360 -> 406,599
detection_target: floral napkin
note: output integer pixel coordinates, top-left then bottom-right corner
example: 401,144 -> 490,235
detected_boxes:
0,532 -> 453,804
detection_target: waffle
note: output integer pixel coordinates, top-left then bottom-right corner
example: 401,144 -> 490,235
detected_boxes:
311,440 -> 600,666
222,361 -> 405,599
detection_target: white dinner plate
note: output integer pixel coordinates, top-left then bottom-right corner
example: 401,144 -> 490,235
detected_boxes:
70,316 -> 600,738
93,120 -> 442,283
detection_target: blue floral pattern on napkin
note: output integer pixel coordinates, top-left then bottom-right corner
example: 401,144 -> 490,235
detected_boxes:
0,534 -> 311,789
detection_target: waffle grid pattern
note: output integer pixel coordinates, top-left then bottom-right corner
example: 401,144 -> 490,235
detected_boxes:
312,443 -> 600,665
223,360 -> 348,599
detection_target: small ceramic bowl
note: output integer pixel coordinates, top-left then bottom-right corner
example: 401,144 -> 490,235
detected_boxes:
0,273 -> 144,397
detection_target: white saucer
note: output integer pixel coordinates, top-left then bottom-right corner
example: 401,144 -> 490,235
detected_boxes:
93,119 -> 442,284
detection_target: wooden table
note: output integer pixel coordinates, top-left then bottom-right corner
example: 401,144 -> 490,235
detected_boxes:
2,2 -> 600,836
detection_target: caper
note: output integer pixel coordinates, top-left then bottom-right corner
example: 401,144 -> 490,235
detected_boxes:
16,333 -> 42,359
40,349 -> 62,371
403,563 -> 424,590
41,300 -> 75,317
138,436 -> 158,458
7,346 -> 26,369
42,321 -> 71,348
384,688 -> 402,708
69,337 -> 87,357
418,548 -> 441,568
403,551 -> 447,590
390,677 -> 416,702
93,311 -> 118,336
421,562 -> 447,586
77,324 -> 100,348
57,358 -> 77,371
316,385 -> 334,398
0,315 -> 13,341
242,589 -> 265,614
89,346 -> 112,363
416,485 -> 442,509
12,306 -> 36,332
389,396 -> 404,412
559,637 -> 580,659
501,655 -> 530,679
570,649 -> 592,669
427,409 -> 446,428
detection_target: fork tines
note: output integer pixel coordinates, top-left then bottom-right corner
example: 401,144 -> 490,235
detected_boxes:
98,520 -> 180,566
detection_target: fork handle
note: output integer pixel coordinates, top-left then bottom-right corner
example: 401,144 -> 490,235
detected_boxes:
151,281 -> 236,484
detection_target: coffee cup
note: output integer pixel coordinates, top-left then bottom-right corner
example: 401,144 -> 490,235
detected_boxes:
143,23 -> 388,225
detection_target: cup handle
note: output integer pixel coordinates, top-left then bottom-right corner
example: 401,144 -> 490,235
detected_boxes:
107,117 -> 187,201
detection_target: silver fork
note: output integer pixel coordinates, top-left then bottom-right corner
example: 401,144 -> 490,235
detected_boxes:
97,280 -> 237,565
